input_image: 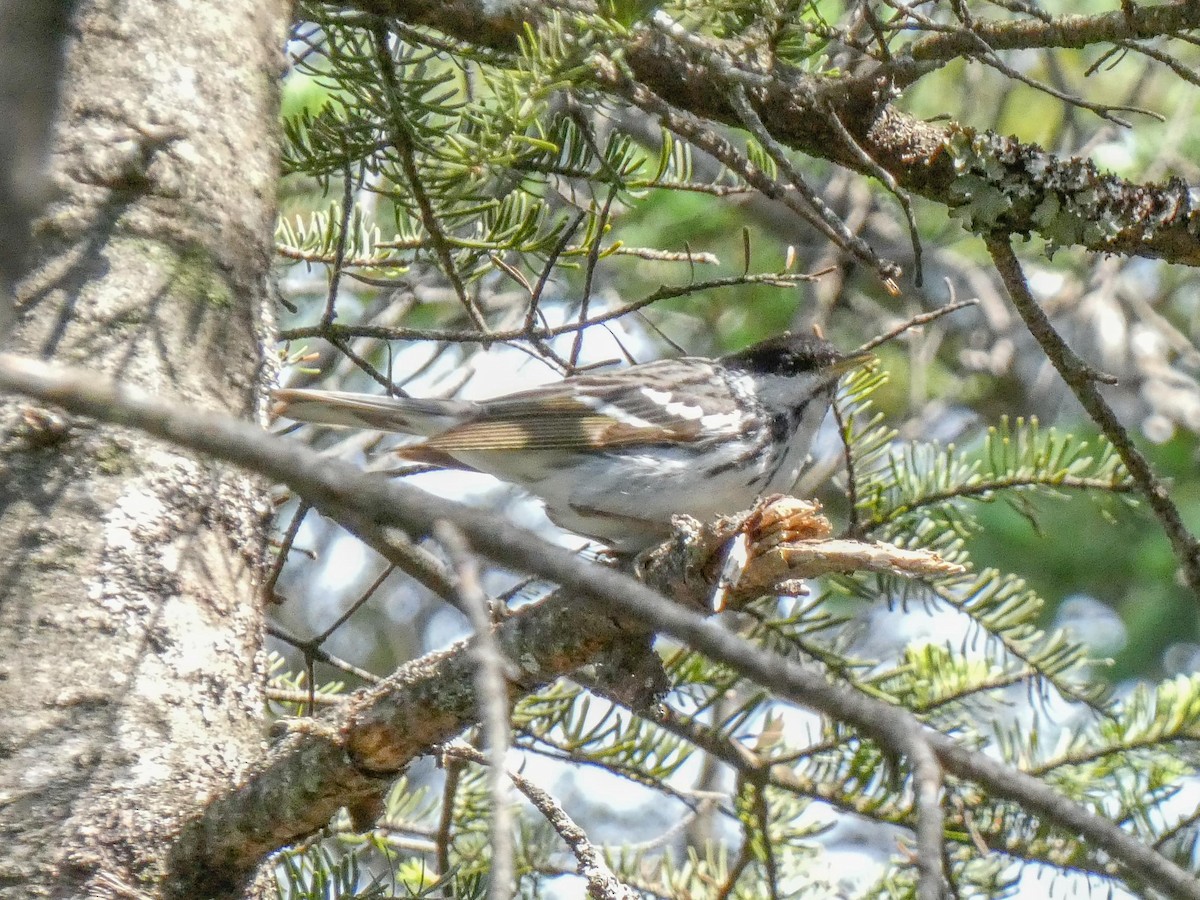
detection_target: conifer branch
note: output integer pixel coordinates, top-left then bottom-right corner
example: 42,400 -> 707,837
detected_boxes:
340,0 -> 1200,265
4,354 -> 1198,899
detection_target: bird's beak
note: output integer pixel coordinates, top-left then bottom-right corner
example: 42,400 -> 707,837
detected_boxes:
827,350 -> 876,377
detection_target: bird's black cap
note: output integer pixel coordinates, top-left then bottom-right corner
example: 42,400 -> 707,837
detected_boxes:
721,332 -> 858,378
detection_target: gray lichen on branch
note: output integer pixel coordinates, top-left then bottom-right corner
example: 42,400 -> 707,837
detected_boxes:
946,126 -> 1200,263
345,0 -> 1200,267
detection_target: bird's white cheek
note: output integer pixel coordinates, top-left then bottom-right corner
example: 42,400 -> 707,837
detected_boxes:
752,372 -> 824,410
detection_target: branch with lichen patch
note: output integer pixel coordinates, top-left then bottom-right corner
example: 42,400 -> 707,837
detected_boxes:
344,0 -> 1200,267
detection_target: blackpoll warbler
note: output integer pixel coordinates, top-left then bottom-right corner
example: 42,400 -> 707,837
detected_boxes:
274,333 -> 872,551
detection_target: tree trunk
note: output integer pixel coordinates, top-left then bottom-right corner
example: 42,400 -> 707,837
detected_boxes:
0,1 -> 288,896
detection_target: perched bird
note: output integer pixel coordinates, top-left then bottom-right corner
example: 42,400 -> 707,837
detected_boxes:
274,333 -> 872,552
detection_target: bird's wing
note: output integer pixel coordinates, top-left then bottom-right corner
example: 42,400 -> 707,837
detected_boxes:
274,358 -> 736,452
272,388 -> 473,435
421,359 -> 727,452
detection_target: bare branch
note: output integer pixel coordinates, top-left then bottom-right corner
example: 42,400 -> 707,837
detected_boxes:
602,54 -> 901,283
985,233 -> 1200,599
857,297 -> 979,354
908,3 -> 1200,60
3,354 -> 1198,900
910,739 -> 947,900
371,22 -> 489,333
279,268 -> 823,344
435,523 -> 516,900
444,743 -> 641,900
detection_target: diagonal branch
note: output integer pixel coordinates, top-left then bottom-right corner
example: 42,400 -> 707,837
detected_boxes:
443,742 -> 641,900
370,22 -> 489,332
985,233 -> 1200,599
3,353 -> 1199,900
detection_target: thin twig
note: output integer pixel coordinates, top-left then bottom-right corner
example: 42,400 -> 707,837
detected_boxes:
266,622 -> 382,685
648,11 -> 773,88
280,240 -> 722,268
749,777 -> 781,900
514,732 -> 735,822
436,752 -> 465,889
262,501 -> 311,603
831,396 -> 861,535
592,53 -> 901,284
985,233 -> 1200,599
523,210 -> 587,334
893,2 -> 1158,125
910,737 -> 947,900
822,101 -> 924,285
327,332 -> 406,396
314,563 -> 395,644
713,830 -> 754,900
840,297 -> 980,535
280,268 -> 823,345
1154,804 -> 1200,852
571,187 -> 617,369
857,298 -> 979,354
332,509 -> 458,604
320,167 -> 356,329
867,472 -> 1135,531
371,24 -> 488,333
907,2 -> 1200,60
435,522 -> 514,900
728,83 -> 883,282
444,743 -> 640,900
920,576 -> 1109,715
265,687 -> 346,706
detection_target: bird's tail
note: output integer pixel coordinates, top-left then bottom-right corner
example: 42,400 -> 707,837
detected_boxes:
271,388 -> 474,436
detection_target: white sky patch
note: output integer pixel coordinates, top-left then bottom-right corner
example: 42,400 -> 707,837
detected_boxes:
1091,132 -> 1136,175
312,531 -> 373,604
1028,267 -> 1066,297
424,605 -> 471,650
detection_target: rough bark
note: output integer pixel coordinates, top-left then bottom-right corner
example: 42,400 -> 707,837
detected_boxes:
0,1 -> 288,897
